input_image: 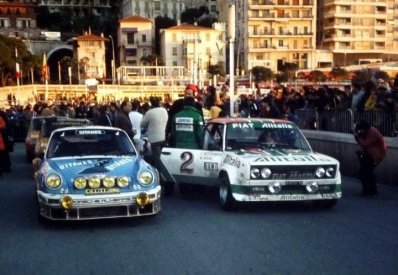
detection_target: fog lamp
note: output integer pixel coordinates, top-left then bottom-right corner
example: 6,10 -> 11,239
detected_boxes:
268,182 -> 282,194
60,196 -> 73,209
306,182 -> 319,193
136,193 -> 149,206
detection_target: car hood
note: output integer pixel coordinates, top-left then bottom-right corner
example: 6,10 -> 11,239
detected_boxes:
232,149 -> 338,165
46,156 -> 140,178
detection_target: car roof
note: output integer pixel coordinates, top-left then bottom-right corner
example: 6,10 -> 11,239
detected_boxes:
51,125 -> 118,134
209,117 -> 293,125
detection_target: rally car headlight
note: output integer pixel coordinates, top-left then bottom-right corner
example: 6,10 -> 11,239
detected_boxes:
88,177 -> 101,188
45,173 -> 62,189
261,168 -> 272,179
138,171 -> 153,185
103,177 -> 116,188
250,168 -> 260,179
117,176 -> 130,188
315,167 -> 325,178
74,177 -> 87,189
325,167 -> 335,178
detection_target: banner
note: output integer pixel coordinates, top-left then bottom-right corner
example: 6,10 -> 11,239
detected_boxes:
42,52 -> 48,81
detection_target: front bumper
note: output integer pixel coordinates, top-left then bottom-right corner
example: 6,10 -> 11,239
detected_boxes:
231,181 -> 342,202
37,186 -> 161,220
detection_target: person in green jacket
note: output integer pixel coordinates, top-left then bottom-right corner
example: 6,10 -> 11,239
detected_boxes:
172,97 -> 204,149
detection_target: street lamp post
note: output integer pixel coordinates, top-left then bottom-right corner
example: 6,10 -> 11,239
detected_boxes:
109,35 -> 116,85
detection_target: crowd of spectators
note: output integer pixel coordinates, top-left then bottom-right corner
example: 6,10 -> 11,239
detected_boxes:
1,76 -> 398,142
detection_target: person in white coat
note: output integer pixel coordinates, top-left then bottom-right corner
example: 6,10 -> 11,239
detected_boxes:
129,100 -> 143,152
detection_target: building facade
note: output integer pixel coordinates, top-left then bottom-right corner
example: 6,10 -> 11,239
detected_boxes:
118,16 -> 153,66
74,32 -> 106,81
0,0 -> 39,39
234,0 -> 317,74
38,0 -> 111,16
121,0 -> 185,21
160,23 -> 226,85
319,0 -> 398,67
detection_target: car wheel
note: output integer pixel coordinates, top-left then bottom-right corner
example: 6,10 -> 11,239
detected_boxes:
219,175 -> 235,211
313,199 -> 338,209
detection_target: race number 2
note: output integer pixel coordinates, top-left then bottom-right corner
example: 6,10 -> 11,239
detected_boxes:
180,151 -> 194,174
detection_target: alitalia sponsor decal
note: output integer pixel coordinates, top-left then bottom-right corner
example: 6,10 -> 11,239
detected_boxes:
253,155 -> 318,162
223,154 -> 241,168
231,122 -> 293,129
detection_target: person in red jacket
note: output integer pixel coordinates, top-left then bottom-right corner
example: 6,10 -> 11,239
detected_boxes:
0,115 -> 6,177
354,120 -> 387,196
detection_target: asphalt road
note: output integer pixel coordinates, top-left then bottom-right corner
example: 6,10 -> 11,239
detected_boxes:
0,144 -> 397,275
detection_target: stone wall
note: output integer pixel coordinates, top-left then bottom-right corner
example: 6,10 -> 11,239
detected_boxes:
302,130 -> 398,186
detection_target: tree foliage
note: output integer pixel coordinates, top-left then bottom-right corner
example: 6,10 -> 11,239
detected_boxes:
154,16 -> 176,55
181,7 -> 208,25
0,35 -> 38,86
308,70 -> 327,82
140,54 -> 163,66
207,64 -> 225,77
330,67 -> 349,80
251,66 -> 273,82
279,62 -> 298,80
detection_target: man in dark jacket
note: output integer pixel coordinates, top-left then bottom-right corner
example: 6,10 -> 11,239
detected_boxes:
354,120 -> 387,196
114,100 -> 135,140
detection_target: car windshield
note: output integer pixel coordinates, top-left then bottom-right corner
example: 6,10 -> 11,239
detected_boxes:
46,128 -> 136,158
225,121 -> 311,151
41,118 -> 90,138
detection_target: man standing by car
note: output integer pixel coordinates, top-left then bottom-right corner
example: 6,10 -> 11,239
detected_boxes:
115,100 -> 135,140
141,97 -> 175,195
172,96 -> 204,149
129,100 -> 143,152
354,120 -> 387,196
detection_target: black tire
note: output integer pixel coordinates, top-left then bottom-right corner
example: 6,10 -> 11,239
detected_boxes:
313,199 -> 338,209
219,175 -> 235,211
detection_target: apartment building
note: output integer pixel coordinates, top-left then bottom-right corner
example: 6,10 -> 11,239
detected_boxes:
74,31 -> 106,80
118,15 -> 153,66
232,0 -> 317,74
38,0 -> 111,16
319,0 -> 398,67
160,23 -> 226,85
121,0 -> 185,21
186,0 -> 218,15
0,0 -> 39,39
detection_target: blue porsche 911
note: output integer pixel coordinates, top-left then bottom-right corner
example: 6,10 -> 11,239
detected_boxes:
35,126 -> 161,222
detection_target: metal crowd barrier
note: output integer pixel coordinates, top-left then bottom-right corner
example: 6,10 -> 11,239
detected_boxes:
296,109 -> 398,137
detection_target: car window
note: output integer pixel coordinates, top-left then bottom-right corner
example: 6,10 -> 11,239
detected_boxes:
203,123 -> 224,151
41,118 -> 91,137
225,121 -> 311,151
47,129 -> 136,158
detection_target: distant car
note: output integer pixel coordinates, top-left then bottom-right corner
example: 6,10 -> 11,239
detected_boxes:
161,118 -> 342,210
35,126 -> 161,222
25,116 -> 45,162
32,116 -> 91,170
